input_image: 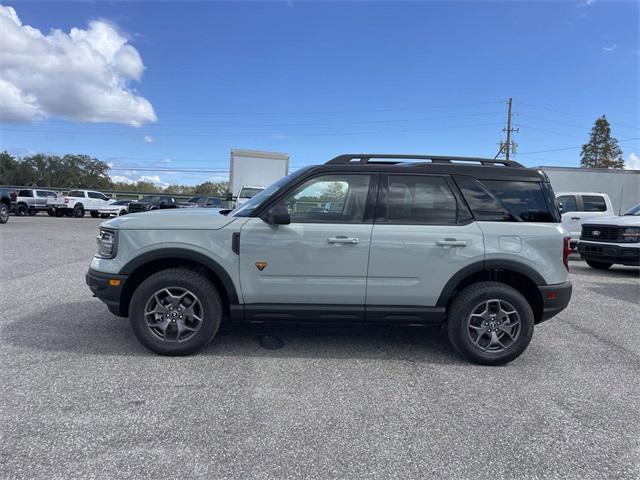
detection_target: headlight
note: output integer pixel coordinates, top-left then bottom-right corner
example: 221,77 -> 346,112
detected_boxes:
96,228 -> 118,258
622,227 -> 640,243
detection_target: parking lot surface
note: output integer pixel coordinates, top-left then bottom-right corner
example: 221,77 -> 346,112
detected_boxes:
1,216 -> 639,480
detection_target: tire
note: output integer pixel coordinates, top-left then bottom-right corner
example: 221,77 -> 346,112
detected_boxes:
119,209 -> 127,216
446,281 -> 535,366
55,209 -> 63,217
72,204 -> 84,218
47,207 -> 55,216
15,204 -> 27,216
129,268 -> 222,356
0,203 -> 9,224
100,213 -> 110,219
28,209 -> 37,216
90,211 -> 99,218
585,260 -> 613,270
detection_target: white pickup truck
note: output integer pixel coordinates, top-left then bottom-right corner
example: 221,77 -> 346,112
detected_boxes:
47,189 -> 114,218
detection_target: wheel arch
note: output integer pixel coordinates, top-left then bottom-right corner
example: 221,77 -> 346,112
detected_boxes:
118,248 -> 239,318
437,260 -> 545,323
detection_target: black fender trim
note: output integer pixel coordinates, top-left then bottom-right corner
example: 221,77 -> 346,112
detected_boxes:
435,259 -> 547,307
119,248 -> 239,305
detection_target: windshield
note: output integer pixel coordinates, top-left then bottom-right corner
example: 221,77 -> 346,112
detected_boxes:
231,168 -> 312,217
624,204 -> 640,216
238,187 -> 264,199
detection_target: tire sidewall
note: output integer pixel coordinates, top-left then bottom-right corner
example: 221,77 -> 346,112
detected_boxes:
0,204 -> 8,223
129,269 -> 222,355
449,283 -> 534,366
16,204 -> 27,216
73,205 -> 84,217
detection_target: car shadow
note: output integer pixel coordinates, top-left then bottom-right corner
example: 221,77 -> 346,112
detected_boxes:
584,282 -> 640,305
570,261 -> 640,279
4,300 -> 464,365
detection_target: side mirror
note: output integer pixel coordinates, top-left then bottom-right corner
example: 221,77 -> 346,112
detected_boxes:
262,204 -> 290,225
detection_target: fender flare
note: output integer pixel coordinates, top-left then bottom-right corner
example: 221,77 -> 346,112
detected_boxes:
119,247 -> 239,305
435,259 -> 546,307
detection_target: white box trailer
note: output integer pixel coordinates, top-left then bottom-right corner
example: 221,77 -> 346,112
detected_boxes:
540,166 -> 640,214
229,149 -> 289,205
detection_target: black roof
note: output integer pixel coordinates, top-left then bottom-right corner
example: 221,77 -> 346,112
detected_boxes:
314,153 -> 545,182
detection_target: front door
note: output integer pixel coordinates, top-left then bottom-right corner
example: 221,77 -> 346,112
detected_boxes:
239,173 -> 377,317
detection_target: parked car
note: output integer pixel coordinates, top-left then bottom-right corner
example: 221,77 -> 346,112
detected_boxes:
577,203 -> 640,269
0,188 -> 17,224
98,200 -> 130,218
47,190 -> 114,218
179,196 -> 224,209
87,153 -> 572,366
178,196 -> 207,208
14,189 -> 58,216
127,195 -> 177,214
555,192 -> 614,248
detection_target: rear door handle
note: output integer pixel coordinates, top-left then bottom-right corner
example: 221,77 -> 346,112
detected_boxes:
571,217 -> 581,220
436,239 -> 467,247
327,236 -> 359,245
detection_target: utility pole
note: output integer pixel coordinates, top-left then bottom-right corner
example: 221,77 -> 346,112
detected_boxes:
498,97 -> 519,160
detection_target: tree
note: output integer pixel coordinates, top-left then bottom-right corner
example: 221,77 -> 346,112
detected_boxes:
194,181 -> 229,196
580,115 -> 624,169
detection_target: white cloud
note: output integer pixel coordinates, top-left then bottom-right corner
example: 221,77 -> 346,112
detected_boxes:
579,0 -> 596,6
110,171 -> 169,188
142,135 -> 157,144
602,44 -> 617,53
625,153 -> 640,171
0,4 -> 156,126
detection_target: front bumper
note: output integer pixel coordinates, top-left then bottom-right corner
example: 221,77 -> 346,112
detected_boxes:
537,281 -> 572,323
577,241 -> 640,266
86,269 -> 128,317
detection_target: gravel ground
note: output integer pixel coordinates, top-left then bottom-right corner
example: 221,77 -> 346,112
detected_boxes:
1,216 -> 639,480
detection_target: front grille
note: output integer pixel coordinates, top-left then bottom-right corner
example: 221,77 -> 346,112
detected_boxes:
581,225 -> 622,242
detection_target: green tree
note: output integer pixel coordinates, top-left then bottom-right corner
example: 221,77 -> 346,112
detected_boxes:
580,115 -> 624,169
194,181 -> 228,196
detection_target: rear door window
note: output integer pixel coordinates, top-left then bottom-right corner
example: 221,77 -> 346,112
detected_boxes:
67,190 -> 84,197
380,175 -> 465,225
581,195 -> 607,212
18,190 -> 33,197
556,195 -> 577,213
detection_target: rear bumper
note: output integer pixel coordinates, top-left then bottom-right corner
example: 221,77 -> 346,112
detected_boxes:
537,281 -> 572,323
577,242 -> 640,266
86,269 -> 128,317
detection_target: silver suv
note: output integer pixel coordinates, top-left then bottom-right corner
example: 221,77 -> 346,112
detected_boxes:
86,154 -> 572,365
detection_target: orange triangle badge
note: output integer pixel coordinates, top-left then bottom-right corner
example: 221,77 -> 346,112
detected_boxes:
255,262 -> 268,271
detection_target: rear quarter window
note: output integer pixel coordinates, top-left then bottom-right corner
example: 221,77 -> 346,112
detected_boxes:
480,180 -> 557,222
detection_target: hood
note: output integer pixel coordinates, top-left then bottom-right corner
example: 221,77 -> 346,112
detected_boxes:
102,207 -> 238,230
583,215 -> 640,227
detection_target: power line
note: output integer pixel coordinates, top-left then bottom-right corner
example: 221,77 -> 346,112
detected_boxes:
519,137 -> 640,155
4,100 -> 506,116
42,110 -> 504,128
1,122 -> 504,138
519,101 -> 640,131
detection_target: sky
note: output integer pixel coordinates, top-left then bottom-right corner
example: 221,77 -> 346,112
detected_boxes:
0,0 -> 638,187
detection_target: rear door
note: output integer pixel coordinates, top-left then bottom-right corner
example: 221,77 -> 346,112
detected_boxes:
239,173 -> 377,314
366,174 -> 484,315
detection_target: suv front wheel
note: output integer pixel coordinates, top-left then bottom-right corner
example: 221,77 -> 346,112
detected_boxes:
129,268 -> 222,355
446,282 -> 534,366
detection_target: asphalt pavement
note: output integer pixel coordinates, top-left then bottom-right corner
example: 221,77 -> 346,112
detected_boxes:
1,215 -> 639,480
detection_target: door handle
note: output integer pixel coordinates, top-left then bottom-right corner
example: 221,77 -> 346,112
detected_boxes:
436,239 -> 467,247
327,236 -> 359,245
571,217 -> 580,220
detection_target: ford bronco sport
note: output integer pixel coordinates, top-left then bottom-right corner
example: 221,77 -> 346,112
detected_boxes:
87,154 -> 572,365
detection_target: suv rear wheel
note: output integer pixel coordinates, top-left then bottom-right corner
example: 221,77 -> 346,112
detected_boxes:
129,268 -> 222,355
585,260 -> 613,270
0,203 -> 9,224
446,281 -> 534,366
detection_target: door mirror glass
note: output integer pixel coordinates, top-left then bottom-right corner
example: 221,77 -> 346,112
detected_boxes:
262,204 -> 290,225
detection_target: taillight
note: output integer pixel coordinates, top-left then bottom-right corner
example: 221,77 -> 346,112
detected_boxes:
563,237 -> 571,271
64,197 -> 69,203
10,192 -> 16,201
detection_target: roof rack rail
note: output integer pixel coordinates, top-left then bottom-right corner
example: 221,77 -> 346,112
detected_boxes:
325,154 -> 524,168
